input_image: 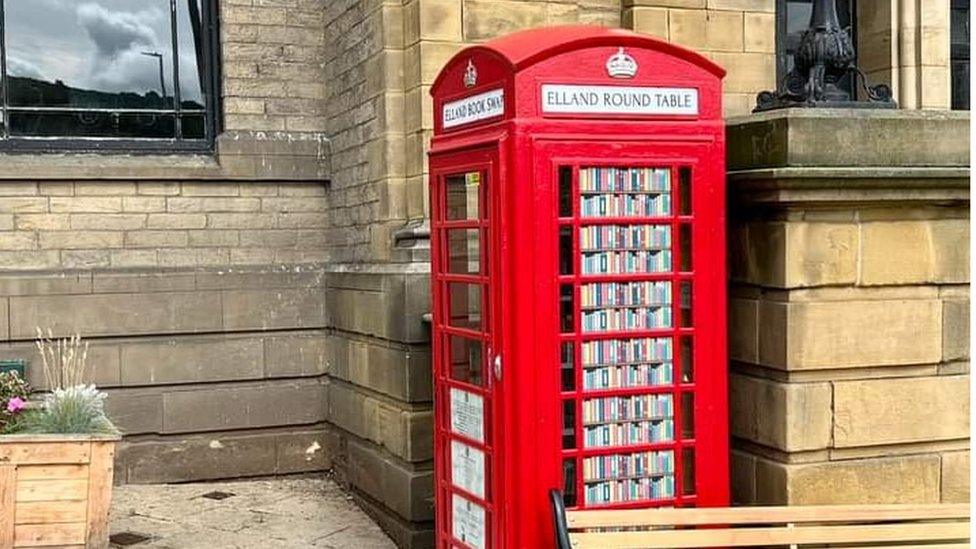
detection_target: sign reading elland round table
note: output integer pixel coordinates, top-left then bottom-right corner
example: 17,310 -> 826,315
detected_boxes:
429,26 -> 728,549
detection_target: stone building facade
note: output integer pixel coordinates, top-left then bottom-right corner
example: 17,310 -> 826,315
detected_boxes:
0,1 -> 967,548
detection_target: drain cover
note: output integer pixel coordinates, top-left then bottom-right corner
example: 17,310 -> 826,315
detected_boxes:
110,531 -> 151,546
201,490 -> 235,500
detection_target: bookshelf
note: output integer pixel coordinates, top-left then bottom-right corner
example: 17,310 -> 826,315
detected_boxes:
561,166 -> 695,508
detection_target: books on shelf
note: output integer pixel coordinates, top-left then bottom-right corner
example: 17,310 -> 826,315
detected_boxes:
584,474 -> 675,504
580,225 -> 670,251
582,362 -> 673,390
581,193 -> 671,217
581,281 -> 671,309
584,418 -> 674,447
581,337 -> 673,368
583,450 -> 674,481
579,167 -> 671,194
582,450 -> 676,504
582,394 -> 674,425
581,306 -> 671,332
581,249 -> 672,274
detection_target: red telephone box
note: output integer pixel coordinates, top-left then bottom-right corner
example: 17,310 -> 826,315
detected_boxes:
428,26 -> 728,549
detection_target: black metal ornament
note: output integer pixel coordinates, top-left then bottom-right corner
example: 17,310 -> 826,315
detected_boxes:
754,0 -> 897,111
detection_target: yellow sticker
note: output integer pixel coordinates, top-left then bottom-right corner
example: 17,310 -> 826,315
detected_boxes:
465,172 -> 480,187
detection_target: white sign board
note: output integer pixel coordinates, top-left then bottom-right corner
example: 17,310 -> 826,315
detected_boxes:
541,84 -> 699,116
451,441 -> 486,499
450,388 -> 485,442
452,494 -> 486,549
443,88 -> 505,128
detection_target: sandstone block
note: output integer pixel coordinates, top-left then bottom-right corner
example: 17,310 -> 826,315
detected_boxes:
743,12 -> 774,52
943,299 -> 969,361
757,455 -> 941,505
729,298 -> 758,362
941,451 -> 969,503
38,231 -> 123,250
463,0 -> 547,42
120,336 -> 265,386
833,375 -> 969,447
121,434 -> 278,484
730,450 -> 756,504
623,7 -> 668,39
70,214 -> 145,231
707,0 -> 773,11
730,374 -> 831,451
860,220 -> 969,285
162,380 -> 326,434
704,52 -> 775,93
49,197 -> 121,213
345,438 -> 435,522
265,333 -> 330,377
670,9 -> 743,52
759,299 -> 942,370
222,288 -> 328,330
104,389 -> 163,435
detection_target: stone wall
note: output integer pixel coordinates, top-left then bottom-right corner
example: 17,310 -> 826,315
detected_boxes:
726,109 -> 970,505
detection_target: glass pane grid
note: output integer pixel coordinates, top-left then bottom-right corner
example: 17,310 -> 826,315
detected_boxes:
0,0 -> 214,145
561,164 -> 697,509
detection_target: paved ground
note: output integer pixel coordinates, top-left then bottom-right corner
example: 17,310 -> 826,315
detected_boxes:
109,476 -> 396,548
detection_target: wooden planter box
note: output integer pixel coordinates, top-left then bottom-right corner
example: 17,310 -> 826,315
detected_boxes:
0,435 -> 119,548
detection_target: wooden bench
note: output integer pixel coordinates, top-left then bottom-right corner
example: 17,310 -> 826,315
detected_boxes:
550,490 -> 971,549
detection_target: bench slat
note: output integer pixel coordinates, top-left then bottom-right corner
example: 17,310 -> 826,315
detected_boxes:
570,521 -> 970,549
566,503 -> 970,528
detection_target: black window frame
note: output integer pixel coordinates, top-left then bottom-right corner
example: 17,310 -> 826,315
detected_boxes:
0,0 -> 222,154
951,0 -> 970,110
776,0 -> 858,97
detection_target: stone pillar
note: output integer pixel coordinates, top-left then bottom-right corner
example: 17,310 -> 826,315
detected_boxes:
727,109 -> 970,505
858,0 -> 951,109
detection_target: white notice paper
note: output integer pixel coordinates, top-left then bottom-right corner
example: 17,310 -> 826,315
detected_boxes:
443,88 -> 505,128
452,494 -> 486,549
451,440 -> 486,499
450,388 -> 485,442
541,84 -> 699,116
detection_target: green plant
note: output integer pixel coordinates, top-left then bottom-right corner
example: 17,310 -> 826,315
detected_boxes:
0,371 -> 31,433
12,385 -> 117,435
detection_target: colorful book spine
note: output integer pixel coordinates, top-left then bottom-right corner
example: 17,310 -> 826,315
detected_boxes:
581,337 -> 673,367
579,167 -> 671,193
579,225 -> 671,251
580,250 -> 672,274
581,306 -> 672,332
580,193 -> 671,217
582,394 -> 674,424
583,418 -> 675,447
582,362 -> 673,390
583,450 -> 674,481
584,475 -> 675,504
581,281 -> 671,308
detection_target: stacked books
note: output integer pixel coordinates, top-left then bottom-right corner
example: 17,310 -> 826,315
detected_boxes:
583,450 -> 674,481
582,362 -> 673,390
581,337 -> 673,367
581,193 -> 670,217
581,250 -> 671,274
581,281 -> 671,308
581,306 -> 671,332
580,225 -> 670,251
583,449 -> 676,504
582,394 -> 673,425
579,167 -> 671,194
584,418 -> 674,447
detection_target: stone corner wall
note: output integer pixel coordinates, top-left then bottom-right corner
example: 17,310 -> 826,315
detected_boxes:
726,109 -> 970,506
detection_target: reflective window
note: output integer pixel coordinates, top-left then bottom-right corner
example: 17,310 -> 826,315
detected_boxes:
777,0 -> 856,99
951,0 -> 970,110
0,0 -> 217,147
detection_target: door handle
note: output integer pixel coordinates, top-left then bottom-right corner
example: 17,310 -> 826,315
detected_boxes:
493,354 -> 502,382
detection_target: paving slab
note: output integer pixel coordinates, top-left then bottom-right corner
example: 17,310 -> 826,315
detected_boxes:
109,476 -> 396,548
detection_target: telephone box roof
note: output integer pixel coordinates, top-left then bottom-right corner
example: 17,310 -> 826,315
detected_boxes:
432,25 -> 725,91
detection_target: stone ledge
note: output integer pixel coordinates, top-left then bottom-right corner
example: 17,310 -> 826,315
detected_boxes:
728,108 -> 970,170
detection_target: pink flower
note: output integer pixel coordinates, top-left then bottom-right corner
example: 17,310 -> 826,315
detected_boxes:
6,397 -> 25,413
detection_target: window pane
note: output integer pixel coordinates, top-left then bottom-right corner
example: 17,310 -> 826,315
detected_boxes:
447,229 -> 481,274
177,0 -> 207,111
4,0 -> 175,109
448,336 -> 484,387
8,111 -> 175,138
783,0 -> 855,97
448,283 -> 483,331
445,173 -> 481,221
180,113 -> 206,139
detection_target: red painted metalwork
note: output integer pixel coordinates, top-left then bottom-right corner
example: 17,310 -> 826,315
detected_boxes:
429,26 -> 728,549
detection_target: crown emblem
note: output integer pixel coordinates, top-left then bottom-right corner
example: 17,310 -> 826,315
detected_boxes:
463,60 -> 478,88
606,48 -> 638,79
